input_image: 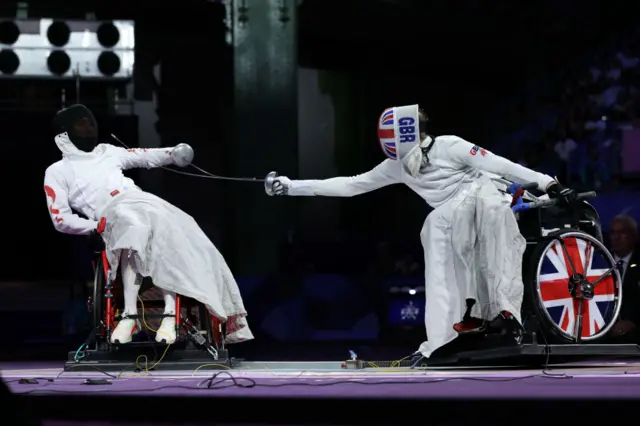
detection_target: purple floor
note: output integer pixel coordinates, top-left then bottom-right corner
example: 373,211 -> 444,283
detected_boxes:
4,365 -> 640,399
3,361 -> 640,426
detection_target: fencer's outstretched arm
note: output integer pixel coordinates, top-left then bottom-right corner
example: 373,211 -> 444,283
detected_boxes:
446,137 -> 555,191
288,159 -> 400,197
109,145 -> 175,170
44,166 -> 99,235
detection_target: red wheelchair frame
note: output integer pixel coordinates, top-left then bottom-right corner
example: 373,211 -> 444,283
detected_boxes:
89,217 -> 223,353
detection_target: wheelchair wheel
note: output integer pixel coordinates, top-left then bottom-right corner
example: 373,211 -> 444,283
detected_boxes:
526,229 -> 622,343
92,255 -> 106,331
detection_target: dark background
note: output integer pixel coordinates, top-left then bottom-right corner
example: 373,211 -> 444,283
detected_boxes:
1,0 -> 639,359
5,0 -> 633,277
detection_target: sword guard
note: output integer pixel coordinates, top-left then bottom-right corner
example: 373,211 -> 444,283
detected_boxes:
264,171 -> 279,196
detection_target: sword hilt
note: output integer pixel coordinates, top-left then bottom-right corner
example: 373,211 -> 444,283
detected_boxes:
264,171 -> 279,196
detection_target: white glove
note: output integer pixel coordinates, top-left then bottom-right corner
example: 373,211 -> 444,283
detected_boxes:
171,143 -> 194,167
270,176 -> 291,196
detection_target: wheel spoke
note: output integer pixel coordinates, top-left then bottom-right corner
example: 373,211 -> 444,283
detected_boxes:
559,239 -> 578,275
573,301 -> 584,342
589,267 -> 615,287
583,241 -> 592,274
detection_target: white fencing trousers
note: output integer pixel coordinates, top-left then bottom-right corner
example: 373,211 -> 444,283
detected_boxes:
417,177 -> 526,358
98,190 -> 254,344
119,250 -> 176,316
472,178 -> 526,324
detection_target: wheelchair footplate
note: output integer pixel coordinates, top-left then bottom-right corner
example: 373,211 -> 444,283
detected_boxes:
65,315 -> 232,372
409,332 -> 640,368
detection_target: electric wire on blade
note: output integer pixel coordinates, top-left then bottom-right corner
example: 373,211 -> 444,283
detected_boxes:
109,134 -> 268,183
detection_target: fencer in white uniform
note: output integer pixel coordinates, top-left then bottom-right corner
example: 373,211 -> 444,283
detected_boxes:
44,104 -> 253,345
266,104 -> 575,358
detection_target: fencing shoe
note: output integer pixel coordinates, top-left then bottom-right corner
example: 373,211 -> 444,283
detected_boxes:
155,316 -> 177,344
454,317 -> 487,334
454,299 -> 487,334
111,317 -> 141,344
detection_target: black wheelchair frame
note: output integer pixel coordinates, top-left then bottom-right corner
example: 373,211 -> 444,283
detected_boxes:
512,189 -> 621,344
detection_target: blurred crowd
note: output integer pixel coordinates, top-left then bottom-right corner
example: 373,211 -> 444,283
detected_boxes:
273,236 -> 423,278
510,29 -> 640,192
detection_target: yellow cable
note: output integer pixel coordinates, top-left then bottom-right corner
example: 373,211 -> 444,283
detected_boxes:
135,343 -> 171,373
362,354 -> 412,370
138,294 -> 158,333
133,294 -> 175,373
191,363 -> 231,375
126,296 -> 414,375
130,295 -> 230,376
390,354 -> 411,368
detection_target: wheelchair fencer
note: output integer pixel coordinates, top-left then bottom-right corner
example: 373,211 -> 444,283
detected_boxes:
75,217 -> 224,363
478,178 -> 622,346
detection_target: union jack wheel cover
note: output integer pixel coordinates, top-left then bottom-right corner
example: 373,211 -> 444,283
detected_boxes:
535,232 -> 622,341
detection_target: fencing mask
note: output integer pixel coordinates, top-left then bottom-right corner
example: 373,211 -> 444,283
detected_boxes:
53,104 -> 98,152
377,104 -> 430,177
377,104 -> 425,161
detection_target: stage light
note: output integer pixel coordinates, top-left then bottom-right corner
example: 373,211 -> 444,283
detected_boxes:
0,21 -> 20,45
97,51 -> 121,76
0,49 -> 20,74
1,19 -> 134,79
47,50 -> 71,75
46,21 -> 70,47
96,22 -> 120,48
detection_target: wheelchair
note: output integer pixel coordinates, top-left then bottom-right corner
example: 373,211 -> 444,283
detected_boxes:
510,182 -> 622,344
68,219 -> 229,369
416,179 -> 632,367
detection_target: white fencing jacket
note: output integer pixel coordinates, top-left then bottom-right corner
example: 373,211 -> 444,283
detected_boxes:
289,136 -> 555,206
44,133 -> 174,235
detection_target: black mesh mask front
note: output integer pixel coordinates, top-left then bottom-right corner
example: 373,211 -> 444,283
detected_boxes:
53,104 -> 98,152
